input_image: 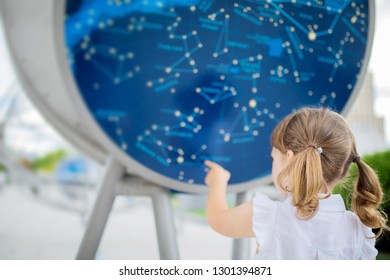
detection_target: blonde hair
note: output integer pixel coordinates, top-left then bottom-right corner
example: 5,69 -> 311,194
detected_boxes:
271,107 -> 389,236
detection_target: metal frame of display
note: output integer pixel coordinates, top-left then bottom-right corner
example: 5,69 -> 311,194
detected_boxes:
1,0 -> 375,260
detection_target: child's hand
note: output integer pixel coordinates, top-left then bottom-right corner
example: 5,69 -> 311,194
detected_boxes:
204,160 -> 231,187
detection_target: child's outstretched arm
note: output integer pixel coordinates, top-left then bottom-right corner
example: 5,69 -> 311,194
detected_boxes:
204,160 -> 255,238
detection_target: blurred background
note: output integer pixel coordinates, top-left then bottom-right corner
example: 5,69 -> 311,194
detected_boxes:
1,0 -> 390,260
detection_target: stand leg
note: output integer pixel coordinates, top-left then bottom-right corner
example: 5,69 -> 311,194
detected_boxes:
76,157 -> 125,260
115,177 -> 180,260
232,191 -> 252,260
152,188 -> 179,260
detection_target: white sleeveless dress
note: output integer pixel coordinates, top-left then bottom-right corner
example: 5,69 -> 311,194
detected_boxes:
252,193 -> 377,259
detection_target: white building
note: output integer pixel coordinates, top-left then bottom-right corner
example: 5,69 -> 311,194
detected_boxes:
345,72 -> 388,155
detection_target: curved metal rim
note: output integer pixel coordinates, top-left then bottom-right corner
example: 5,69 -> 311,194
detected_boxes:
54,0 -> 374,193
0,1 -> 107,163
341,0 -> 375,117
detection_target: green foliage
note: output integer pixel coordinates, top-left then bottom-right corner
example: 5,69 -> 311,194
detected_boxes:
30,149 -> 67,173
364,150 -> 390,207
0,164 -> 7,172
333,149 -> 390,209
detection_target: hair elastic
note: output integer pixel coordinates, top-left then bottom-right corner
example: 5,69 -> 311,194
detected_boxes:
352,155 -> 360,163
308,144 -> 323,155
315,147 -> 323,155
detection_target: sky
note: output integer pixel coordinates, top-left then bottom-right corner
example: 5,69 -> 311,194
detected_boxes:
0,0 -> 390,156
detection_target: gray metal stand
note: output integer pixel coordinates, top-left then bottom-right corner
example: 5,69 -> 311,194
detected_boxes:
76,156 -> 179,260
118,176 -> 179,260
76,156 -> 125,259
232,191 -> 252,260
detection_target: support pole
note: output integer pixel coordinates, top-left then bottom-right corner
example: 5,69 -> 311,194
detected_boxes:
152,189 -> 179,259
76,156 -> 125,259
232,191 -> 252,260
118,177 -> 179,259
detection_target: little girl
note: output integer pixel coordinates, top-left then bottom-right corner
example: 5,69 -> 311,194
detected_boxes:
204,107 -> 389,259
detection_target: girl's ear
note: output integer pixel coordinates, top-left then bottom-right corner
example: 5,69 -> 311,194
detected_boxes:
286,150 -> 294,162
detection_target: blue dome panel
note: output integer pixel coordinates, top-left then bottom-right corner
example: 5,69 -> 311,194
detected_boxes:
64,0 -> 372,190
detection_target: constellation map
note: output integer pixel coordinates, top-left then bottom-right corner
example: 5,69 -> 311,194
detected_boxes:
65,0 -> 371,188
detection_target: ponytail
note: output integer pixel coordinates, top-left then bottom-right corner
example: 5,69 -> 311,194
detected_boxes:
278,146 -> 327,219
352,156 -> 389,237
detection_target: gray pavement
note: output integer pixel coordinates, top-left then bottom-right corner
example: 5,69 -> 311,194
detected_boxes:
0,184 -> 259,260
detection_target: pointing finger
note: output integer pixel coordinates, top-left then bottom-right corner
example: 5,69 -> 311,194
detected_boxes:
204,160 -> 218,168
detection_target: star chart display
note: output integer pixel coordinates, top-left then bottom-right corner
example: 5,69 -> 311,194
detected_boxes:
65,0 -> 371,188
